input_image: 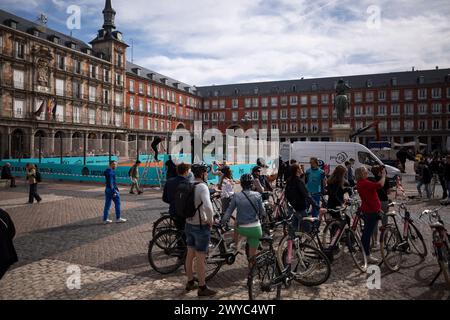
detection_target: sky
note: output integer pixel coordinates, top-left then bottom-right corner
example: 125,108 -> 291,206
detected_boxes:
2,0 -> 450,86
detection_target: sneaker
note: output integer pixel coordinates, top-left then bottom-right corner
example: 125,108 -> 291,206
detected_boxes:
104,219 -> 113,224
129,191 -> 136,194
138,191 -> 143,195
368,255 -> 380,264
198,287 -> 217,297
116,218 -> 127,223
185,280 -> 198,291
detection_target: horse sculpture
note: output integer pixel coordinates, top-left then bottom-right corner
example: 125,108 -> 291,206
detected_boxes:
334,79 -> 350,125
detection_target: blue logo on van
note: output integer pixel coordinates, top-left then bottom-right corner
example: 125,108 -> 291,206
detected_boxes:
330,152 -> 348,164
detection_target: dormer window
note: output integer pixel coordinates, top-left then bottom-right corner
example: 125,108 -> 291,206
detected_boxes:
28,28 -> 40,37
67,41 -> 77,50
132,68 -> 141,76
173,82 -> 179,89
49,35 -> 60,44
184,86 -> 191,93
311,83 -> 318,91
254,87 -> 259,94
292,85 -> 297,92
147,73 -> 154,80
161,78 -> 167,84
366,79 -> 373,88
82,48 -> 92,55
234,88 -> 239,95
391,77 -> 397,86
418,76 -> 425,84
6,19 -> 18,29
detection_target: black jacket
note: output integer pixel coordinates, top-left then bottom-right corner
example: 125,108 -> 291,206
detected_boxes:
165,160 -> 177,179
285,176 -> 319,212
327,183 -> 352,209
163,176 -> 189,216
0,209 -> 18,279
1,166 -> 12,179
444,163 -> 450,181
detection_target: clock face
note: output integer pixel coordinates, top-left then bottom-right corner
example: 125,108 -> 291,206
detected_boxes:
116,32 -> 122,40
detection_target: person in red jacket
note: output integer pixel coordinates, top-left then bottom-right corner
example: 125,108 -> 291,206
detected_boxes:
355,166 -> 386,263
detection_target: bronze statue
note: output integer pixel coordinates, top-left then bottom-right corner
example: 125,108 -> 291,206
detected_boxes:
334,79 -> 350,124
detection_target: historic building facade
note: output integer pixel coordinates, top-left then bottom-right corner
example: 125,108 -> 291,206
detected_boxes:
0,0 -> 449,160
0,1 -> 201,160
197,69 -> 450,152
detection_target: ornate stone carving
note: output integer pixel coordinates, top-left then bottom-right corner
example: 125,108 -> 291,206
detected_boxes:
32,45 -> 53,89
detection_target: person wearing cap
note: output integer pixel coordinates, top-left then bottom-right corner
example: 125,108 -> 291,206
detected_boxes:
1,163 -> 16,188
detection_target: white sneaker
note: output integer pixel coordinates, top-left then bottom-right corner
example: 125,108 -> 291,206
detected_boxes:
103,219 -> 113,224
368,255 -> 380,264
116,218 -> 127,223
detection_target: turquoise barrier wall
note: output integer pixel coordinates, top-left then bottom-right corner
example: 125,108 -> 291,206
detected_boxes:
6,156 -> 118,165
0,161 -> 256,186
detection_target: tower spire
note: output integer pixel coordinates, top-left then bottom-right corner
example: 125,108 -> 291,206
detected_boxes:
102,0 -> 116,32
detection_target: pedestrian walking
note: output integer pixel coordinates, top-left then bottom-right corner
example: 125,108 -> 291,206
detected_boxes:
129,160 -> 143,195
103,161 -> 126,224
26,163 -> 42,204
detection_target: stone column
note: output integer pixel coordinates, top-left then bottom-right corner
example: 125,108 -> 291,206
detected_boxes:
49,129 -> 55,157
124,133 -> 129,159
29,128 -> 35,159
330,124 -> 352,142
67,130 -> 73,156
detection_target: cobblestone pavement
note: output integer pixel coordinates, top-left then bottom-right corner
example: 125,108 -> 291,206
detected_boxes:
0,174 -> 449,300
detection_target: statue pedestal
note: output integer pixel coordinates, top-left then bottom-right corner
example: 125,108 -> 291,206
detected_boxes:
330,124 -> 351,142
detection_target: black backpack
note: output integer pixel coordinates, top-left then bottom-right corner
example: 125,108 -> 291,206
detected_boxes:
35,170 -> 42,183
175,182 -> 203,220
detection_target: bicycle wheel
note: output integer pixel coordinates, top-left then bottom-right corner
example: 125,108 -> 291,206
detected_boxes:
204,236 -> 226,281
407,223 -> 428,258
380,225 -> 403,272
248,250 -> 282,300
436,243 -> 450,289
152,215 -> 176,238
346,229 -> 367,272
148,229 -> 186,274
285,241 -> 331,286
322,221 -> 344,260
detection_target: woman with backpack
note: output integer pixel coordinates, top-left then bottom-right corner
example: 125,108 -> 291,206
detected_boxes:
26,163 -> 42,204
221,174 -> 266,271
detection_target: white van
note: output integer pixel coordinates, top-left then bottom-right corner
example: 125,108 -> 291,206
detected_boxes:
287,142 -> 401,179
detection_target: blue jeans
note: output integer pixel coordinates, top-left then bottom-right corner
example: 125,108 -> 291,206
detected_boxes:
103,189 -> 121,221
310,193 -> 321,218
416,181 -> 431,199
361,213 -> 379,255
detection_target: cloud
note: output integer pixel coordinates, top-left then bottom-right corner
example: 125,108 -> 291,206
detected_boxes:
3,0 -> 450,85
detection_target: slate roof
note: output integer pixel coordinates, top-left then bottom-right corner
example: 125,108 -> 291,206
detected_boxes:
196,68 -> 450,98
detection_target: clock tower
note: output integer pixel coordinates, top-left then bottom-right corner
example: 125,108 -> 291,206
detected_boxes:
90,0 -> 128,133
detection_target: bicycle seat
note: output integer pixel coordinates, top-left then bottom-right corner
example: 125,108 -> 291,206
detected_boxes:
386,211 -> 397,217
302,217 -> 319,223
259,236 -> 274,245
430,222 -> 445,229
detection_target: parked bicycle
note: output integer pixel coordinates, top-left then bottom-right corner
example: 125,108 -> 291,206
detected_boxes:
379,202 -> 427,272
248,217 -> 331,300
419,204 -> 450,288
295,206 -> 367,272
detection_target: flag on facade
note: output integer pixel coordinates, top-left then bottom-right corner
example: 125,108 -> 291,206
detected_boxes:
34,99 -> 46,117
47,98 -> 54,115
51,98 -> 58,120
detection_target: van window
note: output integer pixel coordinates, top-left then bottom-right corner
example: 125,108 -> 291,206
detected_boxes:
358,151 -> 380,166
